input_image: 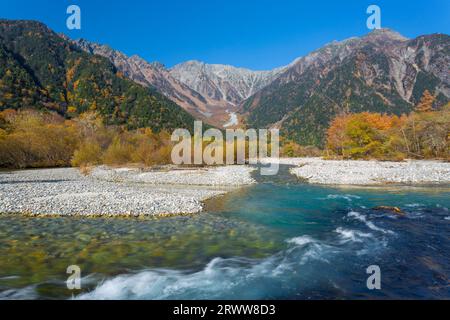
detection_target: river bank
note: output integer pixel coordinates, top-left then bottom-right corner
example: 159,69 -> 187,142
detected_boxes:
1,168 -> 449,299
1,158 -> 450,217
0,166 -> 255,217
259,158 -> 450,185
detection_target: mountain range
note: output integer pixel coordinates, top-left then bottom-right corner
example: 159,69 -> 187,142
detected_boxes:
0,20 -> 195,132
72,29 -> 450,146
241,29 -> 450,145
1,19 -> 449,146
73,39 -> 289,127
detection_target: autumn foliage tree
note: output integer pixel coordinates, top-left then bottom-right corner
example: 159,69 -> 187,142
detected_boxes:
402,102 -> 449,159
0,109 -> 79,168
415,90 -> 435,113
0,109 -> 176,169
326,112 -> 405,160
326,100 -> 450,160
280,139 -> 322,157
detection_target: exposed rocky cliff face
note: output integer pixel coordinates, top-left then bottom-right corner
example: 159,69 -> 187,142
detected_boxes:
0,20 -> 195,132
73,39 -> 291,127
73,39 -> 230,126
73,28 -> 449,141
169,60 -> 287,106
240,29 -> 450,146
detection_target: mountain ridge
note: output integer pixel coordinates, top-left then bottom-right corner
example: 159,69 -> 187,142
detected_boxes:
239,29 -> 449,146
1,19 -> 448,146
73,38 -> 235,127
169,60 -> 289,105
0,19 -> 195,132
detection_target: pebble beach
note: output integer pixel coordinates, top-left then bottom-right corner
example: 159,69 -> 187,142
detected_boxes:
283,158 -> 450,185
1,158 -> 450,217
0,166 -> 255,217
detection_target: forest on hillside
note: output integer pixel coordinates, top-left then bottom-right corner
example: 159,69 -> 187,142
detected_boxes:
0,20 -> 195,132
1,91 -> 447,170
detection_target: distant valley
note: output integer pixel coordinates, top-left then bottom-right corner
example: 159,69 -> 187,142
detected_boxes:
73,38 -> 289,127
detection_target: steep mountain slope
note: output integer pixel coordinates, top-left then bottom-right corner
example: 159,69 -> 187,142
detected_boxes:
4,20 -> 446,142
72,39 -> 229,126
170,60 -> 287,106
241,29 -> 450,146
0,20 -> 195,131
73,41 -> 289,128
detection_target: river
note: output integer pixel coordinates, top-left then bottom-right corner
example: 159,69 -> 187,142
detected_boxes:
0,165 -> 449,299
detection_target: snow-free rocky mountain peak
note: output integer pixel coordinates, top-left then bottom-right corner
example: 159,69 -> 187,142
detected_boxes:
74,39 -> 278,127
73,39 -> 292,127
241,28 -> 449,145
169,60 -> 288,105
74,28 -> 449,141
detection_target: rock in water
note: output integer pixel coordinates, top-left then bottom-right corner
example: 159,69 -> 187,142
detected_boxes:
373,206 -> 405,216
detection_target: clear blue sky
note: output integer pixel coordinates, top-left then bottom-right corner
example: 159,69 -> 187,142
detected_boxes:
1,0 -> 449,70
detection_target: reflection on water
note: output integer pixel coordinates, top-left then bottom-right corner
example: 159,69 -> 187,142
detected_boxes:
0,166 -> 449,299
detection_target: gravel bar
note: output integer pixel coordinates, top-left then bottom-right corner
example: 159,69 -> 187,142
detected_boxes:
0,166 -> 255,217
282,158 -> 450,185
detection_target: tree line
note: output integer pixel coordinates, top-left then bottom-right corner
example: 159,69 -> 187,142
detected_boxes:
1,91 -> 448,169
325,91 -> 449,160
0,109 -> 174,169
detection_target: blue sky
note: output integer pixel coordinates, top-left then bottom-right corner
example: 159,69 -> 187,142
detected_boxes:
1,0 -> 449,70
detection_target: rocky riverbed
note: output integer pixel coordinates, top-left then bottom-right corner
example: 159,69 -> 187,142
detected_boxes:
282,158 -> 450,185
2,159 -> 449,217
90,165 -> 255,186
0,166 -> 255,217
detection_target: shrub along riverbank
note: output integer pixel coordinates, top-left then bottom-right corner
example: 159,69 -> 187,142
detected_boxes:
0,92 -> 448,169
325,100 -> 449,161
0,109 -> 173,168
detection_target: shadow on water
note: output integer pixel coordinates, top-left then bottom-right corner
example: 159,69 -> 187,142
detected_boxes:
251,164 -> 306,185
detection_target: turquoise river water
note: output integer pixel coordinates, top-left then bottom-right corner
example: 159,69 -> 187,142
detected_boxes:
0,165 -> 449,299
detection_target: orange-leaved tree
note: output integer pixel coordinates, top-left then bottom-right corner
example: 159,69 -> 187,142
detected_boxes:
326,112 -> 406,160
415,90 -> 435,113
